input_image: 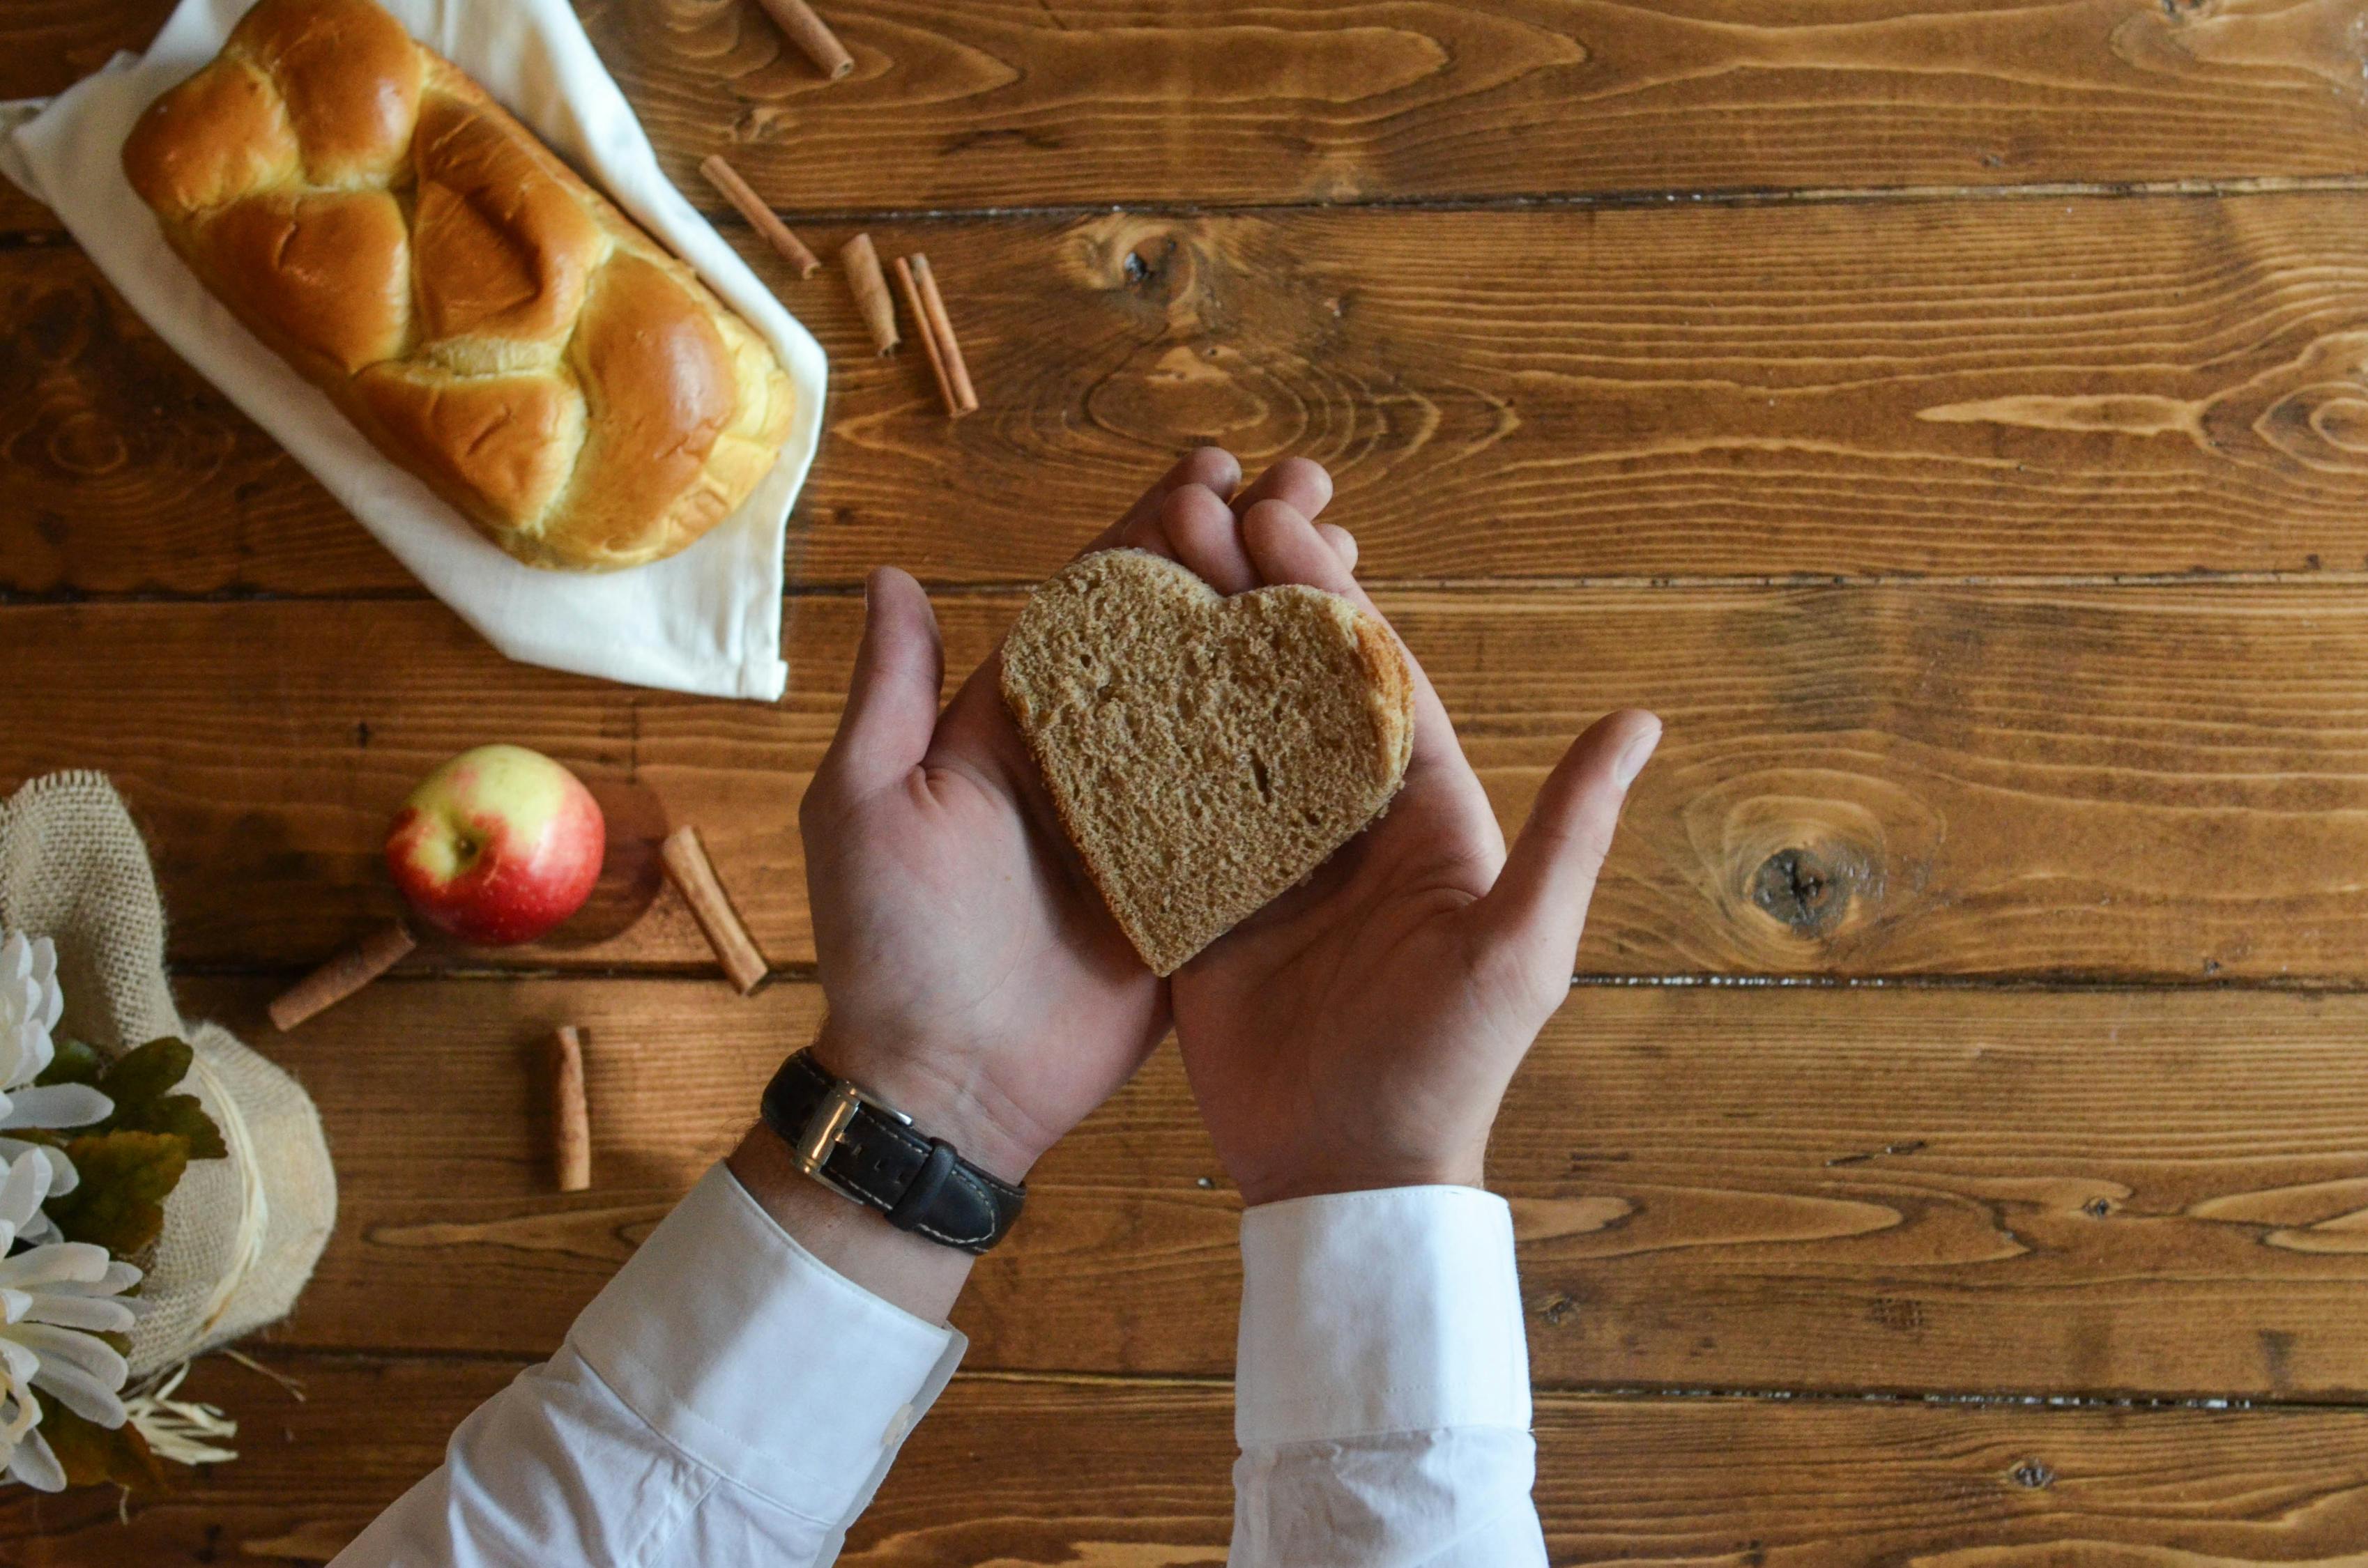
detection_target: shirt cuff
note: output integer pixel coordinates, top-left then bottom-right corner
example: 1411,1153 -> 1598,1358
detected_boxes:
567,1163 -> 965,1525
1235,1185 -> 1531,1448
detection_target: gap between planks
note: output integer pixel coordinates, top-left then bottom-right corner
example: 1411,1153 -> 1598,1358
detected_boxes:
15,569 -> 2368,609
8,172 -> 2368,248
173,962 -> 2368,996
224,1351 -> 2367,1415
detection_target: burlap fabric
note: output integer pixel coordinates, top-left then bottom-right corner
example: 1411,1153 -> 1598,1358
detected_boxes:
0,771 -> 335,1378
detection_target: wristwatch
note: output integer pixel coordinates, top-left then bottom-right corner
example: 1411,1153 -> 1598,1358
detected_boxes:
759,1049 -> 1026,1254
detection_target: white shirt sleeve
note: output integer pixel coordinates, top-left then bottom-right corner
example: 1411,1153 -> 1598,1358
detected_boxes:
1230,1186 -> 1548,1568
329,1163 -> 965,1568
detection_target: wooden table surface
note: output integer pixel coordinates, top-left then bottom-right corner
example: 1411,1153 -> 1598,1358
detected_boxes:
8,0 -> 2368,1560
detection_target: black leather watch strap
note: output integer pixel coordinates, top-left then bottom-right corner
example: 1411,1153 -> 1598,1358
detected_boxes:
759,1050 -> 1026,1254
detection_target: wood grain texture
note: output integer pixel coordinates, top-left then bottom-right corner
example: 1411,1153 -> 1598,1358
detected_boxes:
14,0 -> 2368,226
172,976 -> 2368,1399
16,583 -> 2368,983
609,0 -> 2368,205
6,1354 -> 2366,1565
15,192 -> 2368,594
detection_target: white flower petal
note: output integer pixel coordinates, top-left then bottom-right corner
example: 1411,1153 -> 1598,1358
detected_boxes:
0,1243 -> 111,1292
8,1326 -> 125,1392
0,1140 -> 86,1197
0,1340 -> 38,1388
6,1428 -> 63,1493
10,1322 -> 128,1385
35,1261 -> 142,1299
0,1291 -> 26,1326
20,1295 -> 135,1335
29,1355 -> 126,1428
0,1153 -> 52,1233
0,935 -> 27,986
14,1025 -> 53,1086
0,1084 -> 111,1130
26,943 -> 59,1034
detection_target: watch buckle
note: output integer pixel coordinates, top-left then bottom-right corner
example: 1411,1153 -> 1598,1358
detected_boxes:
788,1072 -> 915,1192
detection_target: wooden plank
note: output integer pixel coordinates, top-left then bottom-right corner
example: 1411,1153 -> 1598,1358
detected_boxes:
607,0 -> 2368,204
185,975 -> 2368,1399
16,581 -> 2368,983
14,0 -> 2368,223
8,1355 -> 2366,1565
14,192 -> 2368,594
0,0 -> 168,236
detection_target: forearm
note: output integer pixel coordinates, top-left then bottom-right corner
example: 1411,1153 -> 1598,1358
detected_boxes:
1227,1187 -> 1548,1568
726,1121 -> 975,1324
331,1160 -> 968,1568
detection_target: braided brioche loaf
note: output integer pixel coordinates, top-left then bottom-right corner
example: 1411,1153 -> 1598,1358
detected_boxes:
121,0 -> 795,571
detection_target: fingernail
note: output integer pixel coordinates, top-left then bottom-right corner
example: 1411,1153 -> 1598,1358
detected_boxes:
1612,722 -> 1661,790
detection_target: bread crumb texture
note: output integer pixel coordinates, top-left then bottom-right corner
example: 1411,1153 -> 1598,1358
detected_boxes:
1002,550 -> 1414,974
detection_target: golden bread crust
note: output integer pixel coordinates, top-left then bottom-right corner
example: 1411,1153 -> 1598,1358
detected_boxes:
121,0 -> 794,571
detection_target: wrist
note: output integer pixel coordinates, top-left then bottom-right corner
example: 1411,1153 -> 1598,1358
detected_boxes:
805,1017 -> 1047,1185
726,1125 -> 974,1322
1233,1149 -> 1488,1210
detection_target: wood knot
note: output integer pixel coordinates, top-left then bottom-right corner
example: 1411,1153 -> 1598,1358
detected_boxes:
1752,846 -> 1858,937
1687,785 -> 1931,962
1062,216 -> 1216,321
2010,1458 -> 2055,1489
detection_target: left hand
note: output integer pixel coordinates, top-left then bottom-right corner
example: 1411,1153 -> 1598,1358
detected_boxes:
1122,464 -> 1661,1206
790,450 -> 1260,1183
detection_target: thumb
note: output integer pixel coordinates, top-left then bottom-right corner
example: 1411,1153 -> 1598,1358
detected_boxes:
1469,709 -> 1660,982
819,567 -> 945,798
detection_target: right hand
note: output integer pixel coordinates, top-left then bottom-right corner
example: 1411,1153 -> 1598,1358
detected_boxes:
1126,470 -> 1663,1206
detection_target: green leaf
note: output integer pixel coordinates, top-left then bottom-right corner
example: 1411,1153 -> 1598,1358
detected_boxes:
96,1040 -> 193,1109
38,1038 -> 229,1161
43,1132 -> 188,1256
103,1040 -> 225,1160
105,1093 -> 227,1162
36,1393 -> 166,1491
35,1038 -> 103,1089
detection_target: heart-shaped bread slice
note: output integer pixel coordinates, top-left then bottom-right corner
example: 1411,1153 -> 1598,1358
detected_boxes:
1002,549 -> 1415,975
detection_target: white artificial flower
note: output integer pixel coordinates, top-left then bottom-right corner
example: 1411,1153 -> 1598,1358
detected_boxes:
0,933 -> 114,1242
0,1152 -> 142,1491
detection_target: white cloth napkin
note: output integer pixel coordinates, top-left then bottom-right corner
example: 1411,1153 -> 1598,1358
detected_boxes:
0,0 -> 825,701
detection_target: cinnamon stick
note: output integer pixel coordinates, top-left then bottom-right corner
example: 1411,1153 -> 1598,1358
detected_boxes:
549,1026 -> 591,1192
659,825 -> 770,994
908,254 -> 979,415
269,919 -> 415,1031
892,255 -> 960,416
699,155 -> 820,277
839,233 -> 899,355
752,0 -> 854,79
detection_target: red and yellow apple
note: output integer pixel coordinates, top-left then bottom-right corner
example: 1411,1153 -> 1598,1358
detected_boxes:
385,744 -> 604,946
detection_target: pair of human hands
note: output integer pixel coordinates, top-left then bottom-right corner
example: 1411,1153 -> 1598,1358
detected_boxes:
795,450 -> 1660,1210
